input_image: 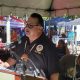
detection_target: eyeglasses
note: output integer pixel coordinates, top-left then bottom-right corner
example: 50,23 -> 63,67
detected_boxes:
25,23 -> 38,29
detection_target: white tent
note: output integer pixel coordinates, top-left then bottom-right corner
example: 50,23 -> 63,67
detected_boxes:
0,0 -> 52,17
66,18 -> 80,25
57,21 -> 67,27
0,0 -> 80,17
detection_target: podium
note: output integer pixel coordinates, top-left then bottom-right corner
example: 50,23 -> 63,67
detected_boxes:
0,70 -> 45,80
21,75 -> 46,80
0,70 -> 21,80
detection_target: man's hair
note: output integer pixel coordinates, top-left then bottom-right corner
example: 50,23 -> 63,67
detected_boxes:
30,13 -> 44,27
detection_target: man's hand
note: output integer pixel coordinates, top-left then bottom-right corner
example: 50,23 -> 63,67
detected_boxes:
50,73 -> 59,80
21,53 -> 29,61
0,59 -> 5,67
0,59 -> 10,68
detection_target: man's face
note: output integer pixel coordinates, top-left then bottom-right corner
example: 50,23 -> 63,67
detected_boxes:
25,17 -> 41,38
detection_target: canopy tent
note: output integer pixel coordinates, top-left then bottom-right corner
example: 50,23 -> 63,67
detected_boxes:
57,21 -> 69,29
57,18 -> 72,28
44,17 -> 71,35
0,16 -> 25,44
66,18 -> 80,25
45,17 -> 70,26
0,0 -> 52,17
0,0 -> 51,10
0,16 -> 24,28
0,0 -> 80,17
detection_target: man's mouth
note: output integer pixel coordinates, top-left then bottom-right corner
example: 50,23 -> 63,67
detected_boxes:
25,30 -> 30,35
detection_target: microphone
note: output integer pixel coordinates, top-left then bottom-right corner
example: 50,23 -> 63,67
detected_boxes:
10,45 -> 16,49
9,50 -> 27,75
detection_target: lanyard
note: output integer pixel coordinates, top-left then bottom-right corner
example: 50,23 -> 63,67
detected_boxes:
29,44 -> 36,52
24,40 -> 36,53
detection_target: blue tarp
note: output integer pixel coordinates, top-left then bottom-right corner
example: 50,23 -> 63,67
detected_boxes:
45,17 -> 71,26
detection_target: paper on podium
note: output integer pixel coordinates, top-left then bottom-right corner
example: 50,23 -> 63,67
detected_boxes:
0,71 -> 15,80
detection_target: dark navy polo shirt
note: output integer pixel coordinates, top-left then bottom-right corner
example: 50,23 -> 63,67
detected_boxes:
16,33 -> 59,79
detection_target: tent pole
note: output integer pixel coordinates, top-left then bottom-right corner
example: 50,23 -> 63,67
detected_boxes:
6,15 -> 11,45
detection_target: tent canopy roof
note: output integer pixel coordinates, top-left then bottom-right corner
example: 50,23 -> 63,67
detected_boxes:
0,0 -> 52,10
0,0 -> 80,17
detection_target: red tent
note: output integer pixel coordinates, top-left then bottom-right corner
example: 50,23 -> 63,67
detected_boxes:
0,16 -> 25,28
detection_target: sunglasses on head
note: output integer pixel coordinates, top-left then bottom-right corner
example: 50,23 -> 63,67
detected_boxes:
25,23 -> 38,29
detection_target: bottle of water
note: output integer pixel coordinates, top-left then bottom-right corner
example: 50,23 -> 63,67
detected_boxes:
25,66 -> 35,76
15,60 -> 24,74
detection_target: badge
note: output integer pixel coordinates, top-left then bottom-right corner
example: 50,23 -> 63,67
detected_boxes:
67,67 -> 75,78
35,45 -> 43,54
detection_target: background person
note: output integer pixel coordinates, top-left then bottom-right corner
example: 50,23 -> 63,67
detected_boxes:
56,39 -> 70,60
